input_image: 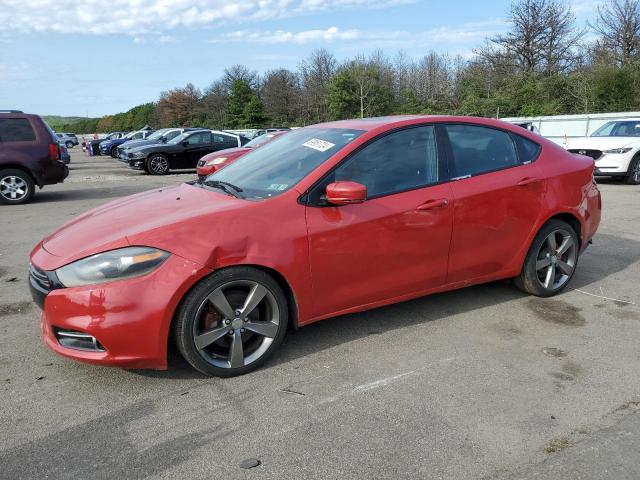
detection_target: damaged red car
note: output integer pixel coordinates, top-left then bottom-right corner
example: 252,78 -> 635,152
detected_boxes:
29,116 -> 601,377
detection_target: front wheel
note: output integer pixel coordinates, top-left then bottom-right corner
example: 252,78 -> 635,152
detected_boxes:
65,141 -> 74,149
0,169 -> 35,205
110,147 -> 119,158
174,267 -> 288,377
147,154 -> 169,175
514,220 -> 579,297
624,156 -> 640,185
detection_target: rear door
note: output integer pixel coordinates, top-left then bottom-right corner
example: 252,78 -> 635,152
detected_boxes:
442,123 -> 544,284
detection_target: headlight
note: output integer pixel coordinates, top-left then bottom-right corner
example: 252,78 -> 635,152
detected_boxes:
205,157 -> 227,166
132,151 -> 145,158
56,247 -> 170,287
603,147 -> 632,154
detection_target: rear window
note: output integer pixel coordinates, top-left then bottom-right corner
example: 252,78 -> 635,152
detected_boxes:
512,134 -> 541,163
0,119 -> 36,142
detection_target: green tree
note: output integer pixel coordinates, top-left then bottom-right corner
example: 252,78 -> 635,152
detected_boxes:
225,79 -> 255,128
327,70 -> 360,120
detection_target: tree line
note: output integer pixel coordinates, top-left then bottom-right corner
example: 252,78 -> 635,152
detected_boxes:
50,0 -> 640,133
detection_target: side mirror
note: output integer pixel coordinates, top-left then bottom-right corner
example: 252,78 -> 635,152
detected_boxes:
325,181 -> 367,206
182,140 -> 189,147
161,137 -> 167,143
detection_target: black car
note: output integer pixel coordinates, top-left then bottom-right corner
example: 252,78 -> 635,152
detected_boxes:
116,127 -> 201,161
126,130 -> 247,175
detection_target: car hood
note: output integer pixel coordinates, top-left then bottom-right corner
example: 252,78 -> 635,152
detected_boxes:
122,139 -> 158,150
566,137 -> 640,150
200,147 -> 250,162
131,143 -> 179,154
37,183 -> 247,269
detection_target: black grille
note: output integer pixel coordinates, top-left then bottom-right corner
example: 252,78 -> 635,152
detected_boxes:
29,264 -> 51,290
568,149 -> 603,160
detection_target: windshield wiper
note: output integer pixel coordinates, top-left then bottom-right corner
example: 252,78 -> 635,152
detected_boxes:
203,180 -> 245,198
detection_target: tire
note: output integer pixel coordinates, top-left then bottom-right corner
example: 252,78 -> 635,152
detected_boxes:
110,146 -> 119,159
514,219 -> 579,297
624,156 -> 640,185
0,169 -> 35,205
65,141 -> 74,149
174,267 -> 288,377
147,154 -> 170,175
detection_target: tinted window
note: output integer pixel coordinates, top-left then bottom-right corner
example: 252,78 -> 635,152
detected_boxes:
206,127 -> 364,200
445,125 -> 518,177
329,126 -> 438,198
592,121 -> 640,137
213,135 -> 226,143
0,119 -> 36,142
512,134 -> 541,163
188,132 -> 211,145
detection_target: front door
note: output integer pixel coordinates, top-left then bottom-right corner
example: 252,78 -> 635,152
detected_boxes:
305,125 -> 454,318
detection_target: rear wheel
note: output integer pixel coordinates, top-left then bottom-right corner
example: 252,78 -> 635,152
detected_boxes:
514,219 -> 579,297
174,267 -> 288,377
0,169 -> 35,205
65,141 -> 74,149
147,154 -> 169,175
624,156 -> 640,185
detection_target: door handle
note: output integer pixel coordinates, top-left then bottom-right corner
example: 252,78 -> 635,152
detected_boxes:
517,177 -> 540,187
416,199 -> 449,211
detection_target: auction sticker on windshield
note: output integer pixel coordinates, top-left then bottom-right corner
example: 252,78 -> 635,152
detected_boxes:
302,138 -> 335,152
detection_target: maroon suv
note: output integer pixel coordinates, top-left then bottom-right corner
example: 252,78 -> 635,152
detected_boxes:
0,111 -> 69,204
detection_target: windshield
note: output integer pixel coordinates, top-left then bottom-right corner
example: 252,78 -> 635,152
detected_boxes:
146,129 -> 168,141
203,127 -> 364,200
244,133 -> 281,148
591,121 -> 640,137
168,131 -> 200,145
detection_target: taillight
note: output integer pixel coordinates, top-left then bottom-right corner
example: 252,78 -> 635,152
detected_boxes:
48,143 -> 59,161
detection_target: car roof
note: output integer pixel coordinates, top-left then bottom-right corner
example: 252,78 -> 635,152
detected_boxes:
313,115 -> 537,134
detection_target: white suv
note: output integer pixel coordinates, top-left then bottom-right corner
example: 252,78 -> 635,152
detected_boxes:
566,119 -> 640,185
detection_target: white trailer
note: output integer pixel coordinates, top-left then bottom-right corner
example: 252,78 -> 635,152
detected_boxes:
502,111 -> 640,146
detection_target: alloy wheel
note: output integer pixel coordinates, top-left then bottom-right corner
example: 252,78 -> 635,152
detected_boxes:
192,280 -> 280,369
632,160 -> 640,184
0,175 -> 28,201
148,155 -> 169,175
535,228 -> 577,291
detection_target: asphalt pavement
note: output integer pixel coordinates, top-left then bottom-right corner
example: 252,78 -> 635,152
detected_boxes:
1,148 -> 639,479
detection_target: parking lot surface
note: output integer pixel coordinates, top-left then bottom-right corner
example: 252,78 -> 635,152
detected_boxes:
1,149 -> 639,479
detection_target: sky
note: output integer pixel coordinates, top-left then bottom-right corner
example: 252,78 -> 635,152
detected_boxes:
0,0 -> 601,117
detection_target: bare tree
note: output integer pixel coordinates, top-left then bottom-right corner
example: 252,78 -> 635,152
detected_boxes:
299,49 -> 337,123
591,0 -> 640,66
260,69 -> 302,126
478,0 -> 581,75
222,65 -> 259,91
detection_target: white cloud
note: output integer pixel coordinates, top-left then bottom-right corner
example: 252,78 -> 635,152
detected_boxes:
0,0 -> 412,36
212,21 -> 507,47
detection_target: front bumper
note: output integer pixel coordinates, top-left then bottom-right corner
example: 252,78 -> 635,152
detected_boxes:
30,252 -> 211,370
128,159 -> 145,170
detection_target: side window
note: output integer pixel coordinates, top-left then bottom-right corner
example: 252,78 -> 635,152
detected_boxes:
189,132 -> 211,145
0,119 -> 36,142
213,135 -> 226,143
445,124 -> 518,177
222,134 -> 238,145
314,126 -> 438,201
512,134 -> 541,163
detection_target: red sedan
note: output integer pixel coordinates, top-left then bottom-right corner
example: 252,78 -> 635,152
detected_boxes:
29,116 -> 601,377
196,131 -> 288,179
